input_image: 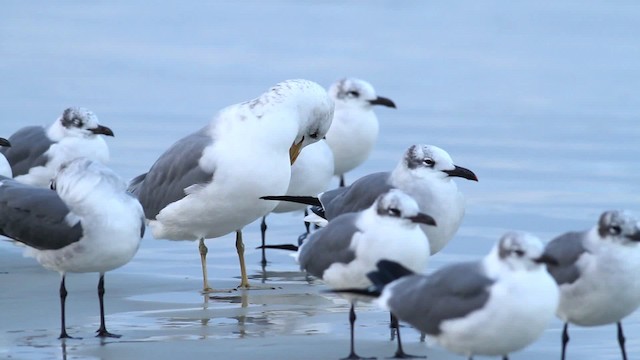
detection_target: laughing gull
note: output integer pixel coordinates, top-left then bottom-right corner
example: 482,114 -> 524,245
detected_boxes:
0,158 -> 145,339
128,79 -> 334,292
259,139 -> 334,265
325,78 -> 396,187
0,107 -> 114,187
0,137 -> 11,177
298,189 -> 435,359
338,232 -> 559,360
542,210 -> 640,360
263,144 -> 478,255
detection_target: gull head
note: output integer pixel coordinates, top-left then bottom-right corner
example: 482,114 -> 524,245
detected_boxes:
496,231 -> 557,271
329,78 -> 396,110
374,189 -> 437,227
597,210 -> 640,245
401,144 -> 478,182
51,158 -> 126,204
57,107 -> 114,139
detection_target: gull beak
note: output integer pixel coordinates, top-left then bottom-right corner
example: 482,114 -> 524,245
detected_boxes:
443,165 -> 478,181
408,212 -> 437,226
625,230 -> 640,242
90,125 -> 115,137
0,137 -> 11,147
368,96 -> 397,108
534,254 -> 558,266
289,138 -> 304,165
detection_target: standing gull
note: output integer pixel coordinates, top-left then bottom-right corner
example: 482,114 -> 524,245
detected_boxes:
338,232 -> 559,360
0,137 -> 12,177
263,144 -> 477,255
0,107 -> 114,187
260,139 -> 334,265
298,189 -> 435,359
542,210 -> 640,360
0,158 -> 145,339
128,79 -> 334,292
325,78 -> 396,187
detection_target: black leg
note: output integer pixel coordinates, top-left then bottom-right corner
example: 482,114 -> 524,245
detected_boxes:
617,322 -> 628,360
260,216 -> 268,266
388,313 -> 425,358
502,356 -> 509,360
561,322 -> 569,360
304,209 -> 310,234
341,303 -> 374,360
96,274 -> 121,338
339,174 -> 346,188
58,275 -> 77,339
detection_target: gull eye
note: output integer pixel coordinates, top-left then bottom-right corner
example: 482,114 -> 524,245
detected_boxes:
346,90 -> 360,98
387,208 -> 401,217
422,158 -> 435,167
609,225 -> 622,235
72,117 -> 83,127
513,249 -> 525,257
309,131 -> 319,140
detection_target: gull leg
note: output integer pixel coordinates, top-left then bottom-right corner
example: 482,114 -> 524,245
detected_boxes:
298,209 -> 310,244
260,216 -> 268,267
58,274 -> 78,339
388,313 -> 425,359
199,238 -> 214,293
96,273 -> 120,338
342,303 -> 375,360
561,323 -> 569,360
339,174 -> 346,188
236,230 -> 250,289
617,322 -> 628,360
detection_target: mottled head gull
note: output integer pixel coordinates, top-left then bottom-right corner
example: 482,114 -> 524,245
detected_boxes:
325,78 -> 396,187
336,232 -> 559,360
0,107 -> 114,187
0,158 -> 144,339
262,144 -> 478,255
297,189 -> 435,359
129,79 -> 334,292
543,210 -> 640,360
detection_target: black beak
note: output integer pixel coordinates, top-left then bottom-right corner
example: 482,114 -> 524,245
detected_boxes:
626,230 -> 640,242
534,253 -> 558,266
90,125 -> 115,137
443,165 -> 478,181
0,137 -> 11,147
369,96 -> 396,108
407,212 -> 437,226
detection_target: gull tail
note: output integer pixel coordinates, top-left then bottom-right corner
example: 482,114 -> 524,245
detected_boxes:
128,173 -> 147,196
260,195 -> 322,207
256,244 -> 299,251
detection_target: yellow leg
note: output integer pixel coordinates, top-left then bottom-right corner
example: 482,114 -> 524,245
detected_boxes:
199,238 -> 214,293
235,230 -> 250,289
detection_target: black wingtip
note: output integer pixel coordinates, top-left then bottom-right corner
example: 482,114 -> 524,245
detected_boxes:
324,288 -> 382,297
260,195 -> 322,207
367,260 -> 415,288
256,244 -> 299,251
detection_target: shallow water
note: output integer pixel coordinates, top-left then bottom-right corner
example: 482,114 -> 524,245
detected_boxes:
1,1 -> 640,359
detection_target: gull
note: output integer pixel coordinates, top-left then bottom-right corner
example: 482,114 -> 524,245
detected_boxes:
262,144 -> 478,255
337,232 -> 559,360
0,158 -> 145,339
0,137 -> 12,177
259,139 -> 334,265
542,210 -> 640,360
128,79 -> 334,292
298,189 -> 435,359
325,78 -> 396,187
0,107 -> 114,187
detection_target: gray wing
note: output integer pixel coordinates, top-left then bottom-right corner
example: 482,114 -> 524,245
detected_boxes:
298,212 -> 360,278
128,127 -> 214,220
0,126 -> 54,176
543,231 -> 588,285
0,177 -> 83,250
386,261 -> 494,336
321,172 -> 393,219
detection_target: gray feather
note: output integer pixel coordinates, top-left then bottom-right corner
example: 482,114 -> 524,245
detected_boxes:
321,172 -> 393,219
128,127 -> 214,220
0,126 -> 54,176
298,212 -> 360,278
543,231 -> 588,285
0,176 -> 83,250
386,261 -> 494,336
